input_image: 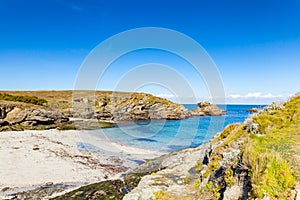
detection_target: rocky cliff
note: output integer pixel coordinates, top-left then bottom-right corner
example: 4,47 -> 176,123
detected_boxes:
0,91 -> 225,131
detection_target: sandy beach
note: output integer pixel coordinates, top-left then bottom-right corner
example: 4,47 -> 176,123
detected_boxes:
0,129 -> 162,198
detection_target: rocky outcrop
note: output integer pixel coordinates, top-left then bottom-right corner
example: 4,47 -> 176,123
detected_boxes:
74,93 -> 191,121
0,103 -> 69,131
0,92 -> 226,131
189,101 -> 226,116
120,123 -> 250,200
244,108 -> 258,113
74,95 -> 225,121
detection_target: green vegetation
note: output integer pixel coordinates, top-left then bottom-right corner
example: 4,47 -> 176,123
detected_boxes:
153,190 -> 174,200
193,179 -> 201,189
224,168 -> 235,187
190,95 -> 300,199
57,121 -> 114,130
153,190 -> 187,200
243,96 -> 300,199
202,156 -> 221,179
218,124 -> 236,140
0,93 -> 48,106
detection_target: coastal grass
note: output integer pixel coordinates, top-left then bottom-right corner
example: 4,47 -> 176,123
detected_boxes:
1,90 -> 175,110
243,95 -> 300,198
189,95 -> 300,199
0,93 -> 47,106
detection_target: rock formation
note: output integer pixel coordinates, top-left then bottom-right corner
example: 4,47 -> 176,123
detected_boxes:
244,108 -> 258,113
0,91 -> 226,131
74,93 -> 191,121
189,101 -> 226,116
0,102 -> 69,131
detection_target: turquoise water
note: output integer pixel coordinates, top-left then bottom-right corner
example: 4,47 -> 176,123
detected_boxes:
87,105 -> 265,153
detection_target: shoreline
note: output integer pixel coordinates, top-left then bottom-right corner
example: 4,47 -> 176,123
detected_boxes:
0,129 -> 163,198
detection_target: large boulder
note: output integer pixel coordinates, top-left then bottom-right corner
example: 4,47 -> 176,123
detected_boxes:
4,107 -> 27,124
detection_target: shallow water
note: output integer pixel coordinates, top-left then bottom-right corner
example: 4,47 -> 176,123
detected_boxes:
84,105 -> 265,153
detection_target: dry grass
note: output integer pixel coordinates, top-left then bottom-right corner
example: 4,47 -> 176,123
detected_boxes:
0,90 -> 148,109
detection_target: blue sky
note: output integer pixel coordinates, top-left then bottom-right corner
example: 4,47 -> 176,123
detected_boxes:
0,0 -> 299,104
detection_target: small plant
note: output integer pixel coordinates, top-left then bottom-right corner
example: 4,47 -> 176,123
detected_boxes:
153,190 -> 174,200
194,161 -> 204,172
183,177 -> 190,184
225,168 -> 235,187
193,179 -> 201,189
205,181 -> 213,191
213,187 -> 220,199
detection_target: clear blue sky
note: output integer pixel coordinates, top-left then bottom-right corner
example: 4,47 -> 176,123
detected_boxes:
0,0 -> 299,104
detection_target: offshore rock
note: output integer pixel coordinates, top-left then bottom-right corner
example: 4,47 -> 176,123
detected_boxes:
189,101 -> 226,116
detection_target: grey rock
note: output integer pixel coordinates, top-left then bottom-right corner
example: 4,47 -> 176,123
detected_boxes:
222,149 -> 240,164
249,123 -> 259,134
223,185 -> 244,200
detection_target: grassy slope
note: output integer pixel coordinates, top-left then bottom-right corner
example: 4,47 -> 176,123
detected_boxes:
0,90 -> 126,109
243,95 -> 300,198
207,95 -> 300,199
0,90 -> 174,109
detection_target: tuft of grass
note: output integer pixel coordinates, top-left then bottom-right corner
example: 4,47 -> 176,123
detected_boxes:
225,168 -> 235,187
218,124 -> 237,140
193,179 -> 201,189
153,190 -> 175,200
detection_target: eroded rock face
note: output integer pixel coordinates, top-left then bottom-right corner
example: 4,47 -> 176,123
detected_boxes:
85,97 -> 225,121
189,101 -> 226,116
76,93 -> 191,121
0,103 -> 69,130
123,143 -> 211,200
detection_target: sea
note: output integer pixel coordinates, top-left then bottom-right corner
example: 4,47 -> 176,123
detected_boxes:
83,104 -> 265,154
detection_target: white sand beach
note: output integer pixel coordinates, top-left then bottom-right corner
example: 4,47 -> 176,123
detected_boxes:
0,129 -> 162,192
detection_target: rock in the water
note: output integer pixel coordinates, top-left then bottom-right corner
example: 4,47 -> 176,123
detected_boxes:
189,101 -> 226,116
244,108 -> 258,112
